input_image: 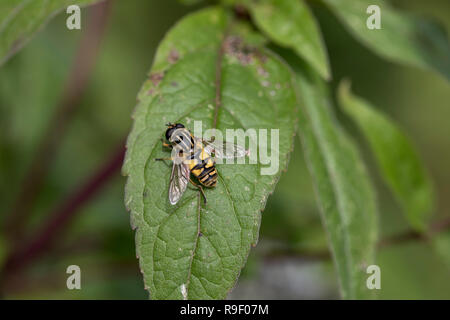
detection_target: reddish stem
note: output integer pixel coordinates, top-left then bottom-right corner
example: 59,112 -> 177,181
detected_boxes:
1,145 -> 125,284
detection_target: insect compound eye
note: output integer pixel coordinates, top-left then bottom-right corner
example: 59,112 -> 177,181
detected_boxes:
165,123 -> 185,141
165,127 -> 175,140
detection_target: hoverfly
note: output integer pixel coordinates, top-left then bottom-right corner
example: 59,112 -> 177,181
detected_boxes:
155,123 -> 248,205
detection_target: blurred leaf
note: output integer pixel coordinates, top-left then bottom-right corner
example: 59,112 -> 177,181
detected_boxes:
376,239 -> 450,299
248,0 -> 330,79
123,7 -> 296,299
323,0 -> 450,80
0,0 -> 103,66
338,81 -> 434,232
282,51 -> 377,299
432,230 -> 450,270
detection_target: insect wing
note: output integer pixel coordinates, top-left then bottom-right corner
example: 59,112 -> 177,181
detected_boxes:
202,139 -> 248,159
168,162 -> 190,205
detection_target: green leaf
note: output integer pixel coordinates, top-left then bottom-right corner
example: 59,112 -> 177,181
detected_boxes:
338,81 -> 434,232
248,0 -> 330,80
282,51 -> 377,299
123,7 -> 296,299
0,0 -> 103,66
323,0 -> 450,80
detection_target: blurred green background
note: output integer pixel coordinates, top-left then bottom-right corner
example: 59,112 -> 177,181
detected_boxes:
0,0 -> 449,299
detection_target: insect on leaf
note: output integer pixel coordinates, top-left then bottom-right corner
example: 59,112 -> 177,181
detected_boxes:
123,7 -> 296,299
337,80 -> 434,232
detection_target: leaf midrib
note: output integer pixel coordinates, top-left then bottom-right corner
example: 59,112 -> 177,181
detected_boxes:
185,22 -> 230,299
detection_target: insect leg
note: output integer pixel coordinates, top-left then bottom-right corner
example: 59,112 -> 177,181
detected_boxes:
160,138 -> 173,149
154,157 -> 173,161
189,179 -> 207,204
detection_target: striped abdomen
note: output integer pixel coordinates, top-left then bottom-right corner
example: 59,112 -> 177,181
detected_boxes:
188,147 -> 217,187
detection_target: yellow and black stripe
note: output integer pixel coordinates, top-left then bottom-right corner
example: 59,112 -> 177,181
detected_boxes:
188,143 -> 217,187
165,123 -> 218,188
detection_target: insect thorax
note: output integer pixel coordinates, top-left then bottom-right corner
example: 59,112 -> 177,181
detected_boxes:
169,128 -> 194,153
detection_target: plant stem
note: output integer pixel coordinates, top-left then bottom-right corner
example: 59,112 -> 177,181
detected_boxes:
378,217 -> 450,248
264,217 -> 450,262
0,144 -> 125,288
